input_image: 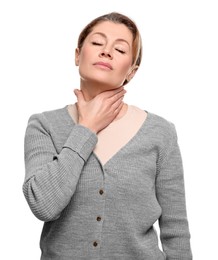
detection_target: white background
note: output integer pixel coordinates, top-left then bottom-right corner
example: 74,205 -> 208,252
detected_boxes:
1,0 -> 217,259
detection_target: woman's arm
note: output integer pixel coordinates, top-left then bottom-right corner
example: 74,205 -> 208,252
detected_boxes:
23,87 -> 126,222
156,125 -> 192,259
23,113 -> 97,222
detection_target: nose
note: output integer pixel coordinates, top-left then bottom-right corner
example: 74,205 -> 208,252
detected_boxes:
99,49 -> 113,59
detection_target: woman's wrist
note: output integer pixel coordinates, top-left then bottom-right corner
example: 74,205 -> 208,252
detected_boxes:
78,121 -> 98,134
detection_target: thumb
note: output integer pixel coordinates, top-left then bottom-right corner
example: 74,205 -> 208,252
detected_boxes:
74,89 -> 85,103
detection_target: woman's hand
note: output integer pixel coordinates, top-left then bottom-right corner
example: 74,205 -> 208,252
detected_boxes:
74,87 -> 126,133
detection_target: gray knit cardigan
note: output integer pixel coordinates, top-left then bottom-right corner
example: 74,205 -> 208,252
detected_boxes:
23,106 -> 192,260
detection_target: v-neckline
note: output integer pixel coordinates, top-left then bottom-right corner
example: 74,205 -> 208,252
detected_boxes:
96,112 -> 150,168
64,105 -> 151,167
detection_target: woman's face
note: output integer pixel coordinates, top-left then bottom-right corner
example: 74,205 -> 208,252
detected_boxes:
75,21 -> 136,88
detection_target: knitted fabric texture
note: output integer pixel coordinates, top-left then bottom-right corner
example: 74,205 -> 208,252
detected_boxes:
23,106 -> 192,260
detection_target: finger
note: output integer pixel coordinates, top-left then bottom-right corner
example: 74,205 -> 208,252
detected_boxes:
111,96 -> 124,110
100,86 -> 125,98
73,89 -> 79,98
114,101 -> 124,115
109,90 -> 126,104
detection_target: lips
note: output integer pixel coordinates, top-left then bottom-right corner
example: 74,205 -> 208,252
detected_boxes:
93,61 -> 113,70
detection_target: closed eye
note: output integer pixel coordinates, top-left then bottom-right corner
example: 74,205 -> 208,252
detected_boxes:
92,42 -> 103,46
115,48 -> 126,54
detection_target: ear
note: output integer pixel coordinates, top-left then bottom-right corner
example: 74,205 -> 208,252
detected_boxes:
126,66 -> 138,82
75,48 -> 80,66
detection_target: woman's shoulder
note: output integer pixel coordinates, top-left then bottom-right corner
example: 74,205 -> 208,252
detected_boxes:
132,105 -> 177,138
26,105 -> 72,130
31,105 -> 69,118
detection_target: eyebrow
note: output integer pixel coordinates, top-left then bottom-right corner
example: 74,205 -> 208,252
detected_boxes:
91,32 -> 130,47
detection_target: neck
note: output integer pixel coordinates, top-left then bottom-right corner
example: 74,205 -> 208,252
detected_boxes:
80,79 -> 121,101
79,80 -> 128,121
80,86 -> 102,101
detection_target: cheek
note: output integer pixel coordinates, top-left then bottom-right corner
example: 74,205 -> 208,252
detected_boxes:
78,46 -> 91,64
78,48 -> 93,78
120,60 -> 132,76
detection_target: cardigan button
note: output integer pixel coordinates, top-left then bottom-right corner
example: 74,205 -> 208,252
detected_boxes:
93,241 -> 98,247
99,189 -> 104,195
96,216 -> 101,222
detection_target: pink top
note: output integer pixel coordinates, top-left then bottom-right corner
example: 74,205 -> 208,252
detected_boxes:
68,104 -> 147,165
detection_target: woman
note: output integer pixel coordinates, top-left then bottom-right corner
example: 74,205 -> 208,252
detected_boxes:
23,12 -> 192,259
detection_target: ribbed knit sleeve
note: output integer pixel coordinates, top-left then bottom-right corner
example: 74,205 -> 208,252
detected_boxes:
156,124 -> 192,259
23,113 -> 97,222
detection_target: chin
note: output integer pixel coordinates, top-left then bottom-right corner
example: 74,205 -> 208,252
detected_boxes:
99,81 -> 123,90
80,71 -> 124,88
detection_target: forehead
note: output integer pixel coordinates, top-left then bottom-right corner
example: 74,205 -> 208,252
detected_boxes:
89,21 -> 133,42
